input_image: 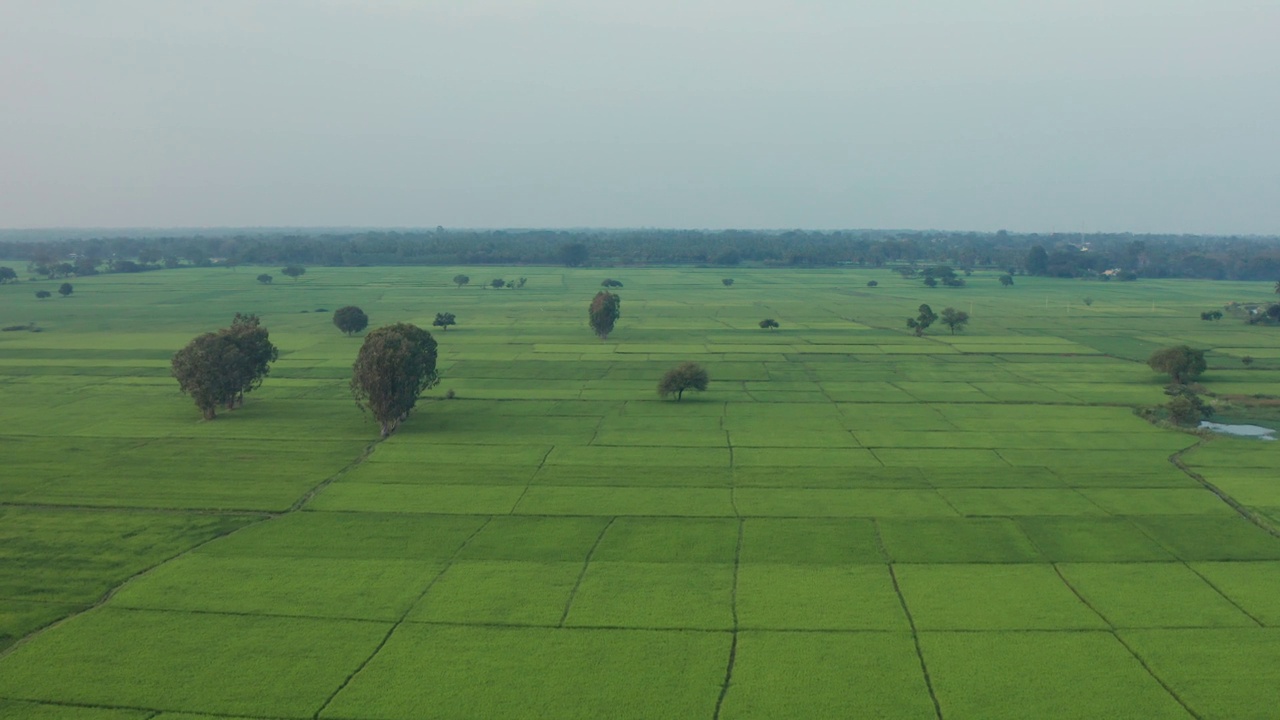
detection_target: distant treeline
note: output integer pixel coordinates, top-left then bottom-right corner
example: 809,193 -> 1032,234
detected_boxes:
3,228 -> 1280,281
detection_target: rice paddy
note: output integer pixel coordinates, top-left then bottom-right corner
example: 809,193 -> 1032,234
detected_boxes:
1,265 -> 1278,718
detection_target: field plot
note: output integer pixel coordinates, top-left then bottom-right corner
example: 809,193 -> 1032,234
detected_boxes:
1,266 -> 1278,718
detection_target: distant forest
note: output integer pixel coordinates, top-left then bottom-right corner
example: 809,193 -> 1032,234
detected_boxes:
3,228 -> 1280,281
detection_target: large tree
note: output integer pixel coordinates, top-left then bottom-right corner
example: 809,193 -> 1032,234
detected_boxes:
223,314 -> 279,409
588,291 -> 621,340
281,265 -> 306,280
333,306 -> 369,336
171,332 -> 245,420
940,307 -> 969,334
1026,246 -> 1049,275
351,323 -> 439,437
453,274 -> 470,288
0,267 -> 16,283
906,304 -> 937,336
171,314 -> 278,419
560,242 -> 589,267
1147,346 -> 1207,384
658,362 -> 709,401
58,283 -> 74,297
999,274 -> 1014,287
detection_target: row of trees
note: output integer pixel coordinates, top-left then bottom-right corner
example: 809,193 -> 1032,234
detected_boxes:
173,314 -> 440,436
6,228 -> 1280,280
907,305 -> 969,336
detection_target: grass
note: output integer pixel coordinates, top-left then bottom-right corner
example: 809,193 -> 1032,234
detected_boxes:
1,266 -> 1278,717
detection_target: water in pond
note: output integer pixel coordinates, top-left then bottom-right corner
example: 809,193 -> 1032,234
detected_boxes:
1198,421 -> 1277,441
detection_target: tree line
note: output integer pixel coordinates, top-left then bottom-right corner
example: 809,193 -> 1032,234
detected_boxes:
3,228 -> 1279,280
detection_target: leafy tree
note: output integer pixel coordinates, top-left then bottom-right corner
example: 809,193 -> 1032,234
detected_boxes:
922,266 -> 962,288
281,265 -> 306,280
351,323 -> 439,437
1083,297 -> 1094,307
999,274 -> 1014,287
433,312 -> 456,331
257,274 -> 273,284
722,278 -> 734,287
658,362 -> 709,401
505,280 -> 516,289
223,314 -> 280,409
601,279 -> 623,288
58,283 -> 73,297
453,274 -> 470,288
588,291 -> 621,340
560,242 -> 589,267
866,280 -> 878,287
171,315 -> 278,419
172,332 -> 244,420
35,290 -> 51,299
1147,346 -> 1207,384
490,278 -> 506,289
940,307 -> 969,334
333,306 -> 369,336
1026,245 -> 1049,275
907,304 -> 937,336
0,267 -> 16,283
1200,310 -> 1223,321
759,319 -> 779,330
517,277 -> 528,288
1165,386 -> 1213,425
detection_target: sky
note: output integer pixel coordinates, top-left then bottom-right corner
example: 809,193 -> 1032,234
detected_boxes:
1,0 -> 1277,234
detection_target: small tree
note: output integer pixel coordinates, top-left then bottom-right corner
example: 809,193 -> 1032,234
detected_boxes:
601,279 -> 624,288
907,304 -> 937,336
722,278 -> 734,287
940,307 -> 969,334
658,362 -> 709,401
433,312 -> 456,331
35,290 -> 51,299
58,283 -> 74,297
490,278 -> 506,289
1148,346 -> 1207,384
257,274 -> 273,284
759,319 -> 779,330
866,280 -> 878,287
999,274 -> 1014,288
1242,356 -> 1254,367
517,277 -> 528,288
333,306 -> 369,336
0,267 -> 17,283
351,323 -> 439,437
1165,387 -> 1213,426
1083,297 -> 1094,307
589,291 -> 621,340
453,274 -> 470,289
281,266 -> 306,281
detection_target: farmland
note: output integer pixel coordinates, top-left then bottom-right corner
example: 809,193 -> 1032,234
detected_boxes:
1,265 -> 1278,719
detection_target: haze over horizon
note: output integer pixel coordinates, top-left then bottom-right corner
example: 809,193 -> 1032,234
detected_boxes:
2,1 -> 1278,235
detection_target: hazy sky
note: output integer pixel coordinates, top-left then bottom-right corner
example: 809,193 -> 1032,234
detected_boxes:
2,1 -> 1277,233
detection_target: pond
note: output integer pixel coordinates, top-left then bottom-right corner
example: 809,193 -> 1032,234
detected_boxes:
1198,421 -> 1277,441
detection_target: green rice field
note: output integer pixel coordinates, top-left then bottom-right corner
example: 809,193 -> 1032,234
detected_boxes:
1,265 -> 1278,719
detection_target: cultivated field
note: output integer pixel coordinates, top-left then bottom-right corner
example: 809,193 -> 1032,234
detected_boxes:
1,265 -> 1278,719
